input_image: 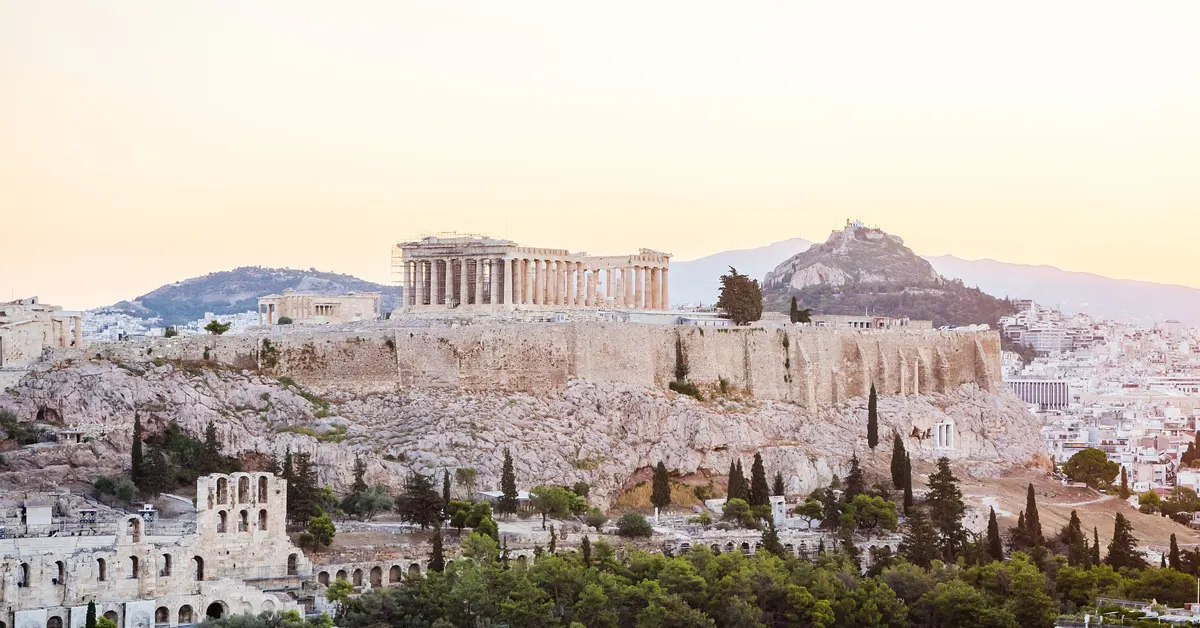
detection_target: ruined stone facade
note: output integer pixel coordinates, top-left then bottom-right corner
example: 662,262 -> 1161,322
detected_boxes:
0,298 -> 83,368
256,290 -> 381,326
392,234 -> 671,311
0,473 -> 308,628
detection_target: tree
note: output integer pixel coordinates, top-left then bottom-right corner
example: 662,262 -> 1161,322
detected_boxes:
1105,512 -> 1147,569
715,267 -> 763,325
726,459 -> 747,503
899,507 -> 940,568
794,497 -> 824,530
616,513 -> 652,537
532,485 -> 586,530
204,320 -> 231,335
903,454 -> 914,511
986,507 -> 1004,561
749,453 -> 769,507
1092,527 -> 1101,566
395,472 -> 443,530
867,384 -> 879,449
306,511 -> 335,548
455,467 -> 478,496
1062,448 -> 1120,489
843,453 -> 865,502
1138,490 -> 1162,514
86,601 -> 97,628
140,445 -> 170,496
131,412 -> 144,487
651,461 -> 672,515
1119,466 -> 1131,498
351,456 -> 368,494
429,527 -> 445,573
1064,510 -> 1088,566
772,471 -> 785,497
890,434 -> 906,489
760,520 -> 785,558
580,535 -> 592,567
585,508 -> 608,532
499,448 -> 518,518
788,296 -> 812,324
843,494 -> 898,536
916,580 -> 1017,628
926,457 -> 966,560
1024,484 -> 1042,546
202,421 -> 222,474
1171,533 -> 1182,570
343,486 -> 392,521
442,470 -> 451,515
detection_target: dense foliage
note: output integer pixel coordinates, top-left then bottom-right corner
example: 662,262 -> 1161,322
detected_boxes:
716,266 -> 764,325
775,280 -> 1018,329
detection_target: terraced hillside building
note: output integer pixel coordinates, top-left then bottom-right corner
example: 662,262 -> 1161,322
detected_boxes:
393,234 -> 671,311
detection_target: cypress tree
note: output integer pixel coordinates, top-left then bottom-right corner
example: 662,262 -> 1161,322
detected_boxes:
1092,527 -> 1101,565
986,507 -> 1004,561
843,453 -> 865,502
890,433 -> 907,489
202,420 -> 221,474
351,456 -> 368,494
131,413 -> 144,488
750,453 -> 770,507
867,384 -> 879,449
86,601 -> 97,628
651,461 -> 672,513
500,448 -> 518,518
581,535 -> 592,568
789,297 -> 799,324
902,454 -> 914,511
1161,554 -> 1167,569
429,527 -> 445,573
727,459 -> 747,503
1170,533 -> 1182,570
442,470 -> 451,514
1012,511 -> 1028,552
926,457 -> 966,560
1105,512 -> 1147,570
1025,483 -> 1042,545
1065,510 -> 1088,566
1119,466 -> 1131,498
772,471 -> 785,497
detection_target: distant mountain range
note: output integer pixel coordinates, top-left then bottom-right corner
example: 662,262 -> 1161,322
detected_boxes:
670,238 -> 813,306
100,267 -> 401,326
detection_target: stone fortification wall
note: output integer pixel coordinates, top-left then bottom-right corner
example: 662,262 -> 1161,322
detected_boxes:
80,323 -> 1000,403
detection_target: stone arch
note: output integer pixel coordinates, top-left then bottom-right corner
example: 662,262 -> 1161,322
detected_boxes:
193,556 -> 204,581
159,553 -> 171,577
47,617 -> 63,628
217,511 -> 227,533
784,543 -> 795,556
710,543 -> 720,554
407,563 -> 420,577
335,569 -> 347,581
260,600 -> 275,614
54,560 -> 65,585
178,606 -> 193,625
318,571 -> 330,585
740,542 -> 750,554
516,555 -> 527,566
97,558 -> 107,581
724,542 -> 734,553
370,566 -> 382,587
287,553 -> 298,576
216,478 -> 229,505
352,568 -> 363,586
205,602 -> 225,620
258,509 -> 268,531
237,476 -> 250,503
102,612 -> 118,625
154,607 -> 169,625
238,510 -> 248,532
389,565 -> 402,582
127,518 -> 142,543
258,476 -> 269,502
129,555 -> 139,579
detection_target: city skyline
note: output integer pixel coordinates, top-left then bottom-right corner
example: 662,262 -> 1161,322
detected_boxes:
4,1 -> 1200,308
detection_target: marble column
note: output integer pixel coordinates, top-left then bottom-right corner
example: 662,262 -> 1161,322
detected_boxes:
534,260 -> 544,305
258,305 -> 263,326
585,271 -> 594,307
502,258 -> 513,308
605,269 -> 613,303
662,267 -> 669,310
474,259 -> 484,306
574,263 -> 584,306
548,261 -> 558,305
634,266 -> 644,309
458,258 -> 469,306
648,267 -> 658,309
437,259 -> 448,306
415,262 -> 425,307
74,317 -> 82,346
523,259 -> 532,305
560,262 -> 569,306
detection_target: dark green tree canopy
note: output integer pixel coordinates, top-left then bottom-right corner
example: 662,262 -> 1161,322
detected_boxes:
716,266 -> 763,326
1062,448 -> 1120,489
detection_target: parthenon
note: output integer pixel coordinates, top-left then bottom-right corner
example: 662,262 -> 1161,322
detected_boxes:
392,234 -> 671,311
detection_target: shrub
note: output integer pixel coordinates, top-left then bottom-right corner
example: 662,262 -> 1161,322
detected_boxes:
163,327 -> 178,338
669,380 -> 704,401
585,508 -> 608,532
688,513 -> 713,526
616,513 -> 653,537
277,316 -> 293,325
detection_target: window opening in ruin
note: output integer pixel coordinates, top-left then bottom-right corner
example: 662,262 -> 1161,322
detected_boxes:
205,603 -> 224,620
389,565 -> 401,583
352,569 -> 363,587
103,612 -> 118,625
17,562 -> 29,587
160,554 -> 171,577
217,511 -> 227,533
216,478 -> 228,504
178,606 -> 193,625
258,476 -> 268,502
193,556 -> 204,581
238,510 -> 248,532
237,477 -> 250,503
154,607 -> 169,626
47,617 -> 63,628
258,509 -> 268,531
408,563 -> 419,577
287,553 -> 298,576
127,518 -> 141,543
335,569 -> 347,581
97,558 -> 107,581
317,571 -> 329,585
370,566 -> 382,587
129,556 -> 139,579
54,561 -> 64,585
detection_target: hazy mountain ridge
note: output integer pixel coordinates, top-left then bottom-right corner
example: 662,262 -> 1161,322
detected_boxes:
669,238 -> 813,306
103,266 -> 401,325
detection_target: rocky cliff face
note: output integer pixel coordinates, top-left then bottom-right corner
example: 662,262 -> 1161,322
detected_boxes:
0,357 -> 1042,504
764,222 -> 940,293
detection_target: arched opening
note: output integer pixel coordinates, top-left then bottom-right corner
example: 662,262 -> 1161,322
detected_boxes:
711,544 -> 720,554
516,555 -> 527,566
260,600 -> 274,614
258,476 -> 268,502
317,571 -> 329,585
54,561 -> 65,585
193,556 -> 204,581
178,606 -> 193,625
724,542 -> 734,553
287,553 -> 298,576
102,613 -> 118,625
258,510 -> 268,531
237,477 -> 250,503
160,554 -> 171,577
237,510 -> 248,532
370,566 -> 382,587
217,511 -> 227,533
352,568 -> 363,587
127,518 -> 141,543
740,542 -> 750,555
389,565 -> 402,583
97,558 -> 107,581
205,602 -> 224,620
128,556 -> 139,579
154,607 -> 169,626
335,569 -> 347,581
408,563 -> 420,577
216,478 -> 228,505
47,617 -> 63,628
784,543 -> 795,556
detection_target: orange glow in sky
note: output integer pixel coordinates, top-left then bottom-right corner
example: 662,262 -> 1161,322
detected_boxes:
3,1 -> 1199,308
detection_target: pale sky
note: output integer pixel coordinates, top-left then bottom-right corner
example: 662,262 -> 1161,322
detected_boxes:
3,1 -> 1199,309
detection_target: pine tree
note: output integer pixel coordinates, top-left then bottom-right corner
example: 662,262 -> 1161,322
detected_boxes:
902,454 -> 914,512
395,472 -> 443,530
1092,527 -> 1101,565
899,508 -> 940,569
867,384 -> 879,449
500,448 -> 518,518
890,433 -> 907,489
651,461 -> 672,513
131,413 -> 144,488
1105,512 -> 1147,570
429,527 -> 445,573
351,456 -> 368,494
1170,533 -> 1182,570
844,453 -> 865,502
141,445 -> 169,496
761,520 -> 785,558
1065,510 -> 1088,566
772,471 -> 785,497
1119,466 -> 1131,498
1025,483 -> 1042,546
581,535 -> 592,568
986,507 -> 1004,561
86,601 -> 97,628
750,453 -> 769,507
926,457 -> 966,560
